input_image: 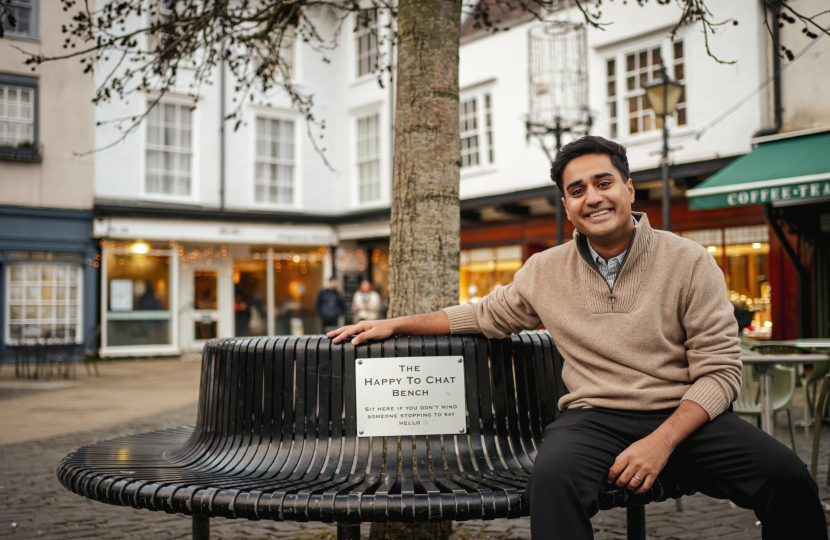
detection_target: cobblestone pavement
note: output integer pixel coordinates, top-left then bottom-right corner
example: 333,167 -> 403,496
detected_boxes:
3,404 -> 830,540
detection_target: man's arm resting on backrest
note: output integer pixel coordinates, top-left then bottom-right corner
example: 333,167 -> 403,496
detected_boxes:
329,311 -> 451,345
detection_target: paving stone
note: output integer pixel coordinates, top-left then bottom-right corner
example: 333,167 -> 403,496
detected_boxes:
4,405 -> 830,539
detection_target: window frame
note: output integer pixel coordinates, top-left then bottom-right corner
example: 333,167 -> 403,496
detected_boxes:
0,72 -> 38,148
604,38 -> 688,142
355,111 -> 382,205
2,0 -> 38,40
252,111 -> 299,209
459,88 -> 496,177
4,262 -> 84,345
99,241 -> 179,356
142,96 -> 197,202
353,9 -> 380,81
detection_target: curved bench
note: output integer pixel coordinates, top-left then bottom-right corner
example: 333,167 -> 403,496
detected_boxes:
57,333 -> 693,539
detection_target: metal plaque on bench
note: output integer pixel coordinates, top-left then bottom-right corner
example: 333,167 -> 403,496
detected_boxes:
355,356 -> 467,437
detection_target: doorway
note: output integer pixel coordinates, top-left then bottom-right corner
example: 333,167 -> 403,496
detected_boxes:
233,260 -> 267,337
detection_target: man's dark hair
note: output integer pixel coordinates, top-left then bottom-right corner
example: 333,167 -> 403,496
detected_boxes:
550,136 -> 630,196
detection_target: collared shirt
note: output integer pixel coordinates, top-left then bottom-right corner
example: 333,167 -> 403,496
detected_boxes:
586,216 -> 639,289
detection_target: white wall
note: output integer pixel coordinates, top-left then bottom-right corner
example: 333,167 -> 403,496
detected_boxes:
777,0 -> 830,132
588,0 -> 767,172
93,5 -> 395,215
91,1 -> 791,213
457,0 -> 769,199
458,19 -> 556,199
0,1 -> 95,209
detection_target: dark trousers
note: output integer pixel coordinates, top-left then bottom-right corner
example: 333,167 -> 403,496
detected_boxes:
525,408 -> 827,540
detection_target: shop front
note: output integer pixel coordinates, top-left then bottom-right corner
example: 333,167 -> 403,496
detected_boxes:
678,226 -> 772,338
687,128 -> 830,340
94,217 -> 336,356
458,186 -> 778,334
459,245 -> 523,304
0,206 -> 98,361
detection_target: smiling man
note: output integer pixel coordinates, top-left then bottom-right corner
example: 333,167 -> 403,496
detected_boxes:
329,136 -> 827,539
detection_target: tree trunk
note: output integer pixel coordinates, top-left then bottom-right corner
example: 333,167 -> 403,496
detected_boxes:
371,1 -> 460,539
387,0 -> 462,321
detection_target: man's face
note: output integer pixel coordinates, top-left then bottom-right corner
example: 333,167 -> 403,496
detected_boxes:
561,154 -> 635,242
329,279 -> 339,289
359,280 -> 371,292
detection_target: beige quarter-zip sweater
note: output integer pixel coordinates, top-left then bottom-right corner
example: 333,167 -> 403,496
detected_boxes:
444,213 -> 741,420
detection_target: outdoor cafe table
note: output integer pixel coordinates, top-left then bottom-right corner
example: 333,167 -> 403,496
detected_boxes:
739,353 -> 830,436
773,339 -> 830,349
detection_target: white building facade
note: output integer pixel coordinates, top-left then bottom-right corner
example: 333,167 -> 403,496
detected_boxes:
93,6 -> 397,356
89,0 -> 825,354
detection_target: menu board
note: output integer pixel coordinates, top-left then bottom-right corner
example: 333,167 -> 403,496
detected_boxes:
110,279 -> 133,311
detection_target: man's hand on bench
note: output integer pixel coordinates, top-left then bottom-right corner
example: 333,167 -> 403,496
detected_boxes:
607,400 -> 710,494
328,311 -> 452,345
328,320 -> 397,345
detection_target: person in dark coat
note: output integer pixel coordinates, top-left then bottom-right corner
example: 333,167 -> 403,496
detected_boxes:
316,278 -> 345,334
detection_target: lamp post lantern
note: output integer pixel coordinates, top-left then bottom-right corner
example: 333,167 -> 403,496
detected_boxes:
644,64 -> 684,232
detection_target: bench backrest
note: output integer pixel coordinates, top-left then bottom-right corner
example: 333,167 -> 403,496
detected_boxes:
183,333 -> 565,499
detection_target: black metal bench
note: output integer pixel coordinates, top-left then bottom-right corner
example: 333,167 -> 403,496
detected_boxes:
57,333 -> 693,539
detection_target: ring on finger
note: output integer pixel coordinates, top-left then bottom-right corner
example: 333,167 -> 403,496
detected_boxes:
633,475 -> 643,482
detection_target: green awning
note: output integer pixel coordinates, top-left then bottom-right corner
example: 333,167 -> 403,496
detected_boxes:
686,130 -> 830,210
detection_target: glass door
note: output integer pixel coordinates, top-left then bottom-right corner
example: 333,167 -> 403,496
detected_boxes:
193,270 -> 219,341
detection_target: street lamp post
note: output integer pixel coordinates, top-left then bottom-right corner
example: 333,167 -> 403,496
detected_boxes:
644,65 -> 684,232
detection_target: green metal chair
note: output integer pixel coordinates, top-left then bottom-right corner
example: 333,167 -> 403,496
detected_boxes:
734,363 -> 798,452
811,373 -> 830,483
752,344 -> 828,429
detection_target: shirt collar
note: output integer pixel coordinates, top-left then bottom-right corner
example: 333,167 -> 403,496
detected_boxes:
586,215 -> 639,265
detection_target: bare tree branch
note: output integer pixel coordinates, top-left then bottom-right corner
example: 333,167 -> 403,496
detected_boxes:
2,0 -> 827,161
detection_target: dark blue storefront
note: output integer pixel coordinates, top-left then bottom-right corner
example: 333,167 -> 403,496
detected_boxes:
0,206 -> 99,363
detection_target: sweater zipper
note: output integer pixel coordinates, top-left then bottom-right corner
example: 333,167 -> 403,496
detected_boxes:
579,228 -> 637,312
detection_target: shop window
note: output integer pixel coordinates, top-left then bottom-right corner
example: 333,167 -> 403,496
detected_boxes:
146,102 -> 192,196
273,249 -> 325,335
680,225 -> 771,338
459,246 -> 523,304
2,0 -> 37,39
354,9 -> 378,77
357,113 -> 380,203
105,247 -> 172,347
255,117 -> 294,205
6,263 -> 82,343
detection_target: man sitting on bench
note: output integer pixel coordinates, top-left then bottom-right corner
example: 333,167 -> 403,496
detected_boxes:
330,135 -> 827,540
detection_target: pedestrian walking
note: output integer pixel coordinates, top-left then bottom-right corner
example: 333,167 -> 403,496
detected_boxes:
316,278 -> 345,334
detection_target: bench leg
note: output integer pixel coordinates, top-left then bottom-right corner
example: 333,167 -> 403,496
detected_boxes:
193,515 -> 209,540
626,504 -> 646,540
337,523 -> 360,540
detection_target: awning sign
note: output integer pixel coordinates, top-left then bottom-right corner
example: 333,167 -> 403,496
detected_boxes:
690,179 -> 830,209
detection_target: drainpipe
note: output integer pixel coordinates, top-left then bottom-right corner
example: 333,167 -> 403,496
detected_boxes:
220,46 -> 227,211
753,0 -> 782,138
